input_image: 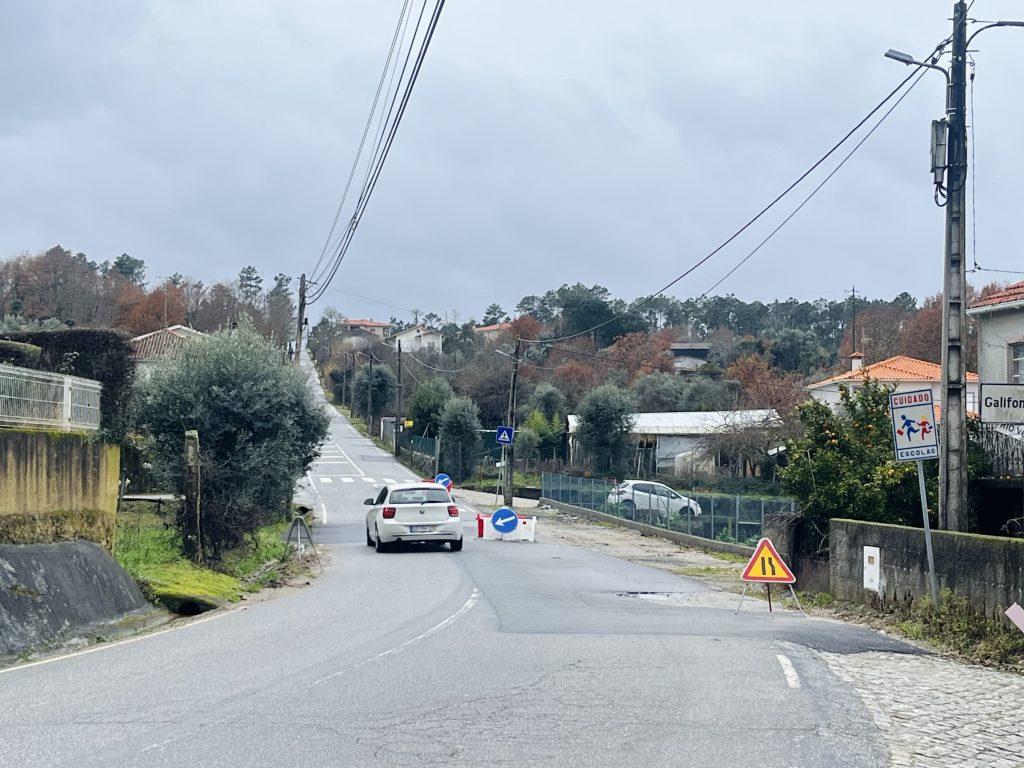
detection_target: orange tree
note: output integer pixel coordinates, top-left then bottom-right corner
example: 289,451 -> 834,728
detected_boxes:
780,378 -> 931,554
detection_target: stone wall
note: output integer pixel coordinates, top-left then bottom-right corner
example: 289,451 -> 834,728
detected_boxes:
0,430 -> 120,550
830,518 -> 1024,618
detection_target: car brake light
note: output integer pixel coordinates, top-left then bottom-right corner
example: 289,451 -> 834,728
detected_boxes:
382,506 -> 396,519
448,505 -> 460,517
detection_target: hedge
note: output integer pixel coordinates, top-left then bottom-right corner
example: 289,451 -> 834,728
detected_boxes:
0,340 -> 42,369
1,329 -> 135,438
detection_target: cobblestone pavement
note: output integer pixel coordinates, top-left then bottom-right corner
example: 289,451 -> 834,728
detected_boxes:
820,651 -> 1024,767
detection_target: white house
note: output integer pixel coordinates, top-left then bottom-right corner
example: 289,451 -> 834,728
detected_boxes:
387,325 -> 443,352
806,354 -> 980,415
967,281 -> 1024,385
568,409 -> 781,476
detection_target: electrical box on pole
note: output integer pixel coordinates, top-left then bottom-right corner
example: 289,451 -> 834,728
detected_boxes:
930,118 -> 948,185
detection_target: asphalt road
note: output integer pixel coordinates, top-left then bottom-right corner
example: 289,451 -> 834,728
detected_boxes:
0,355 -> 914,767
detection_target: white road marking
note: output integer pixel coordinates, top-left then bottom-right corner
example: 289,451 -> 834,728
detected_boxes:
777,654 -> 801,688
333,442 -> 365,475
319,478 -> 333,484
383,478 -> 397,484
341,477 -> 354,483
306,590 -> 480,689
0,609 -> 239,677
306,469 -> 329,524
361,477 -> 376,483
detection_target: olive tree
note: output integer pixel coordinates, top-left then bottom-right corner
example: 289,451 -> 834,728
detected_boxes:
137,323 -> 329,559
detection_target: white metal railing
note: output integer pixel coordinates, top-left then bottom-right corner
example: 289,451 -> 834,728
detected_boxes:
0,365 -> 102,431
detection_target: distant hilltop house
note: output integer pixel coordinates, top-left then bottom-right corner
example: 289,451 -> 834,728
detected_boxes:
338,319 -> 391,339
967,280 -> 1024,385
130,325 -> 206,378
670,342 -> 712,374
473,322 -> 512,342
568,409 -> 782,477
806,354 -> 980,415
387,325 -> 442,352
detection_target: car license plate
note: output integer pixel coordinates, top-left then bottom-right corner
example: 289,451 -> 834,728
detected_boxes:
409,525 -> 433,533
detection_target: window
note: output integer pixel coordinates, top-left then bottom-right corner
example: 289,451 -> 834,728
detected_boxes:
1012,343 -> 1024,384
389,488 -> 451,504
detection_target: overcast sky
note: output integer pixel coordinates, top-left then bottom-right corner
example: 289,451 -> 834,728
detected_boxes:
2,1 -> 1023,324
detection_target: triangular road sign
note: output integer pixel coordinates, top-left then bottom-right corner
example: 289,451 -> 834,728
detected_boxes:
741,538 -> 795,583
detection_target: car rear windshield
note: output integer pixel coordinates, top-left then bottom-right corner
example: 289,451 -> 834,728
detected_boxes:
389,488 -> 452,504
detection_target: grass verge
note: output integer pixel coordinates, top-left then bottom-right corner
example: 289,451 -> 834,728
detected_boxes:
115,501 -> 298,611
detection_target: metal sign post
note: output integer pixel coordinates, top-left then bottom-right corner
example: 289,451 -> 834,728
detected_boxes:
890,389 -> 940,607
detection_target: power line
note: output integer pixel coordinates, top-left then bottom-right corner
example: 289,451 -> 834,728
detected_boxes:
517,38 -> 951,347
311,0 -> 414,284
309,0 -> 447,304
697,67 -> 928,300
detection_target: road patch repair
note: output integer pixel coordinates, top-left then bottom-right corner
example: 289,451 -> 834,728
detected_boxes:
544,508 -> 1024,768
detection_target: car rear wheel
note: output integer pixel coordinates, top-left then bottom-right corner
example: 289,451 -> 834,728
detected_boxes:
450,538 -> 463,552
366,527 -> 374,546
375,527 -> 389,553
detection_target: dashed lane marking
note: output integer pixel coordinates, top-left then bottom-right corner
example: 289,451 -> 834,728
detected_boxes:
777,654 -> 801,688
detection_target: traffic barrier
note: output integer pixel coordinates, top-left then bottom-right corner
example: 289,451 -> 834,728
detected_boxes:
476,512 -> 536,542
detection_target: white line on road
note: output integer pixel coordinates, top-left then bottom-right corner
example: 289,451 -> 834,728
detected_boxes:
332,442 -> 365,476
361,477 -> 376,483
306,589 -> 480,689
341,477 -> 354,483
319,478 -> 333,484
776,654 -> 801,688
0,609 -> 240,677
383,478 -> 397,484
306,469 -> 329,524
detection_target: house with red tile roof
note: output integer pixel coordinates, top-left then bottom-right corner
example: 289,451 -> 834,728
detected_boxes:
806,354 -> 979,415
472,322 -> 512,342
339,319 -> 391,339
967,280 -> 1024,386
130,325 -> 207,379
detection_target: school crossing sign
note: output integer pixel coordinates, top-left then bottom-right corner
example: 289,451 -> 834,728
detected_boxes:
889,389 -> 939,463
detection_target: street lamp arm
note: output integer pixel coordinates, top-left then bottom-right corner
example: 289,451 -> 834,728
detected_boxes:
883,48 -> 950,83
967,20 -> 1024,48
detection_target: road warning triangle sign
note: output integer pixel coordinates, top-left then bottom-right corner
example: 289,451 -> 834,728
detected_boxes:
741,538 -> 795,583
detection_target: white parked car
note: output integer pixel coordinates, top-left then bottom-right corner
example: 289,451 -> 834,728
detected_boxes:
365,483 -> 464,552
607,480 -> 702,517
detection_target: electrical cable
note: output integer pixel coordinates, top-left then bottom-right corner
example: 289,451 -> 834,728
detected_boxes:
405,350 -> 469,373
698,67 -> 928,299
514,31 -> 963,348
514,47 -> 945,346
310,0 -> 414,284
308,0 -> 446,304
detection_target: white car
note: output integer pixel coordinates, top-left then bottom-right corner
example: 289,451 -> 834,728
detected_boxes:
607,480 -> 702,517
365,483 -> 464,552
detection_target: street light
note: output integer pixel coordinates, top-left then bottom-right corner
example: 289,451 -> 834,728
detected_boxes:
885,4 -> 1024,533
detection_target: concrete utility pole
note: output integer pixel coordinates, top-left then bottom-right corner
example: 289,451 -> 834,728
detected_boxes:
294,273 -> 307,364
367,354 -> 374,436
846,285 -> 858,355
503,338 -> 522,507
939,1 -> 969,531
395,341 -> 403,457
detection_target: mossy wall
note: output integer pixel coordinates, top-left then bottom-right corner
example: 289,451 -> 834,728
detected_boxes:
0,430 -> 120,550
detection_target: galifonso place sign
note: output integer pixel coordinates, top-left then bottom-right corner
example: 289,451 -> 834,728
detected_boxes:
980,383 -> 1024,424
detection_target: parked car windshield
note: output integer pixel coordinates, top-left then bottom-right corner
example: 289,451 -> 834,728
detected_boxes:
389,488 -> 451,504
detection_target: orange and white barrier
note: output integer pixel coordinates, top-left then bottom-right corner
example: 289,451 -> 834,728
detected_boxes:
476,513 -> 537,542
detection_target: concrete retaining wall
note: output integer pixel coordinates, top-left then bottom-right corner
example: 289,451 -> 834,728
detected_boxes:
830,518 -> 1024,618
0,541 -> 150,658
0,430 -> 120,550
542,498 -> 756,558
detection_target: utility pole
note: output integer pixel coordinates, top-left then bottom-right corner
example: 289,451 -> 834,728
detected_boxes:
846,286 -> 858,355
367,354 -> 374,437
503,338 -> 522,507
939,1 -> 968,531
294,273 -> 307,365
395,341 -> 403,457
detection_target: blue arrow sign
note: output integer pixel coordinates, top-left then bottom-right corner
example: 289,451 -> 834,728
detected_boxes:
491,507 -> 519,534
434,473 -> 452,490
496,426 -> 514,445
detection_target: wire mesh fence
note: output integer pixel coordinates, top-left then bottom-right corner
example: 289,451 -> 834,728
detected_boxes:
0,365 -> 101,431
541,472 -> 796,546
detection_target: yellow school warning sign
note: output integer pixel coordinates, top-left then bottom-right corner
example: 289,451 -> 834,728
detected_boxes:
741,538 -> 795,584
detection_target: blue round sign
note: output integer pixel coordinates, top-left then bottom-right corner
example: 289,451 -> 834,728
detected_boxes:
434,473 -> 452,491
491,506 -> 519,534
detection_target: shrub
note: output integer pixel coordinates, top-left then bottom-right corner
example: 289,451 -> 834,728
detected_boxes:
439,397 -> 482,482
136,323 -> 329,559
0,340 -> 42,368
